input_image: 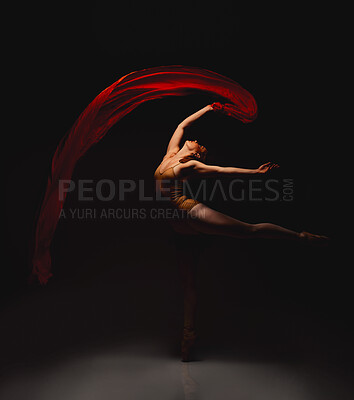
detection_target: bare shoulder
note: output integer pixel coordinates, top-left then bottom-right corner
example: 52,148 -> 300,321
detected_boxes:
162,149 -> 179,161
159,151 -> 177,167
158,152 -> 176,169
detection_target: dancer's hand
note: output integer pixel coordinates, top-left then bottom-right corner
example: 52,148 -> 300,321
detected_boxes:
257,162 -> 279,173
211,102 -> 224,111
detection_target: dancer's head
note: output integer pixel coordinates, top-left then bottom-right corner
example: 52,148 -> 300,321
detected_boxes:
179,140 -> 207,163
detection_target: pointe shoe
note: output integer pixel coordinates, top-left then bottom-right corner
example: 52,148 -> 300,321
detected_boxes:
181,329 -> 197,362
299,231 -> 329,246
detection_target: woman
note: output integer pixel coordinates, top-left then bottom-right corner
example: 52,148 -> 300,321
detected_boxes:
153,103 -> 328,361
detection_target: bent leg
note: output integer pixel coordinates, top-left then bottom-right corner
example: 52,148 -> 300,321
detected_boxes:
187,203 -> 300,241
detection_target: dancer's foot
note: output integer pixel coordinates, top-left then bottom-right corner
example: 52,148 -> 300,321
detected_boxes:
299,231 -> 329,246
181,328 -> 197,362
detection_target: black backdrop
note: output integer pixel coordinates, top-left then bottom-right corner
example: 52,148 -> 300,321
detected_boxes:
3,1 -> 351,367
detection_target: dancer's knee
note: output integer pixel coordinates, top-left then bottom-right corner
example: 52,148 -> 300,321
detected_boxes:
249,223 -> 267,237
250,223 -> 278,238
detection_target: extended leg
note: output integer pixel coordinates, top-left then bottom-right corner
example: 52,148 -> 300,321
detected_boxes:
187,202 -> 328,246
187,203 -> 300,240
188,203 -> 328,244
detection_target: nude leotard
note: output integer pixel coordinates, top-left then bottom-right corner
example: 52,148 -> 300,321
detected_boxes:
153,162 -> 200,212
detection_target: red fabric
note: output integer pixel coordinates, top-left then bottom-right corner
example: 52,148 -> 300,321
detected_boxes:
30,65 -> 257,285
211,102 -> 223,110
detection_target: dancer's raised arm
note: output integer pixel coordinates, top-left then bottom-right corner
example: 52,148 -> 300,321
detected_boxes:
182,160 -> 279,177
165,105 -> 213,155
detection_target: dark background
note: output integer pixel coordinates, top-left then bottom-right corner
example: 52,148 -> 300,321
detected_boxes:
3,0 -> 351,380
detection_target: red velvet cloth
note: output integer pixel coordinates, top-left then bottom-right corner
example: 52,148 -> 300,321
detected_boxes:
30,66 -> 257,285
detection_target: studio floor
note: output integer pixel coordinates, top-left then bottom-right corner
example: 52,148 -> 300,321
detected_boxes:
1,255 -> 353,400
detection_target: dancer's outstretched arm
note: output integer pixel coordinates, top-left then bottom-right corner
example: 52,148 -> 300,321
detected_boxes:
184,160 -> 279,177
165,105 -> 213,155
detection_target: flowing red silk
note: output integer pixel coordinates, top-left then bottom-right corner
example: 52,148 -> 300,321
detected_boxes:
30,65 -> 257,285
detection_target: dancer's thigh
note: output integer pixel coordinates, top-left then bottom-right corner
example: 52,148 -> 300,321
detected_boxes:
187,203 -> 254,238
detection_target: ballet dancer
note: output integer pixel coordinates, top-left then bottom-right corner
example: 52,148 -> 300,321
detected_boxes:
153,103 -> 328,361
